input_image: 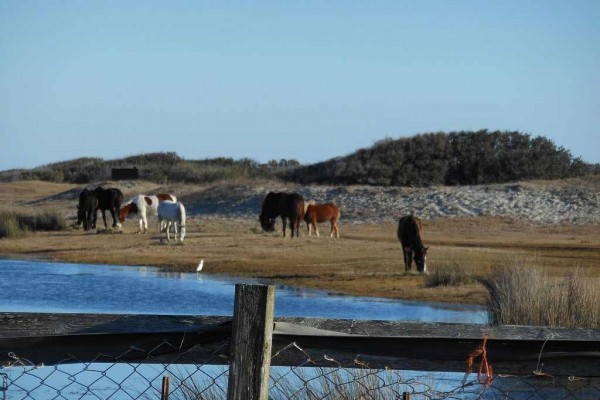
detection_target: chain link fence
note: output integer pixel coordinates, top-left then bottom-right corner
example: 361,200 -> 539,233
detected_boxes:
269,342 -> 600,400
2,339 -> 599,400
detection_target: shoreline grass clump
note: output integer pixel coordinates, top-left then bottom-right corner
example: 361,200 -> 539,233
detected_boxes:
424,261 -> 474,288
479,262 -> 599,329
0,213 -> 27,239
0,210 -> 67,239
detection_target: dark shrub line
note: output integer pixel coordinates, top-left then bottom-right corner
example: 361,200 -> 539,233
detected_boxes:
1,131 -> 597,186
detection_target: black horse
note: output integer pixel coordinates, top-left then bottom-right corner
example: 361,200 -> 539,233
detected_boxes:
76,189 -> 99,231
259,192 -> 305,238
397,215 -> 428,273
94,187 -> 124,229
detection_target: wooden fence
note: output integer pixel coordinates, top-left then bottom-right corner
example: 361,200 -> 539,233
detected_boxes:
1,284 -> 599,399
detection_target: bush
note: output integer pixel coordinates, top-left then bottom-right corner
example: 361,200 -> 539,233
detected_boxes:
286,131 -> 597,186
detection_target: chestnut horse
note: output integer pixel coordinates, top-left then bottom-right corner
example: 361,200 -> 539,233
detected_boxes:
259,192 -> 305,238
119,193 -> 177,233
397,215 -> 428,273
304,202 -> 341,238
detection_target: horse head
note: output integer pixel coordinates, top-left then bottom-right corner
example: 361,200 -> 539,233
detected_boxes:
259,214 -> 275,232
118,203 -> 138,223
414,246 -> 429,273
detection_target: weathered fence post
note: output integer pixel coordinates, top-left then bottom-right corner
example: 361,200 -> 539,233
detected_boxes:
227,284 -> 275,400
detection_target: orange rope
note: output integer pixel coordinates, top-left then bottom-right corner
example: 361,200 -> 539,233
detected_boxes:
466,335 -> 494,386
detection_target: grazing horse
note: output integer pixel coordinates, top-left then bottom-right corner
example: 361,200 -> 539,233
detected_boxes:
76,189 -> 98,231
119,193 -> 177,233
259,192 -> 305,238
397,215 -> 428,273
304,202 -> 341,238
94,187 -> 124,229
157,201 -> 186,242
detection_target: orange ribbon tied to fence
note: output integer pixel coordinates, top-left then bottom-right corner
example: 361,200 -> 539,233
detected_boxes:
465,334 -> 494,386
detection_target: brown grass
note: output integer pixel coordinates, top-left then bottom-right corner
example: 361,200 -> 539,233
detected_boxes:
479,262 -> 600,328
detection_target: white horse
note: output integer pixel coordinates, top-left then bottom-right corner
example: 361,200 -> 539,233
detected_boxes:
158,201 -> 186,242
118,194 -> 177,233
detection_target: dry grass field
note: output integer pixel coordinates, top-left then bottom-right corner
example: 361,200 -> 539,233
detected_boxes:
0,180 -> 598,306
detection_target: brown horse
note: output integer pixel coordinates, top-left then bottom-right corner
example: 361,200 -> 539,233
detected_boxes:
259,192 -> 305,238
397,215 -> 428,273
304,202 -> 341,238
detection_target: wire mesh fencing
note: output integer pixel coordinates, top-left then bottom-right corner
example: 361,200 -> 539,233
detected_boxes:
2,340 -> 599,400
1,340 -> 230,400
269,342 -> 600,400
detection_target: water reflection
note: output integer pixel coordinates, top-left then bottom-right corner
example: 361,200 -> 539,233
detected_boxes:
0,259 -> 487,323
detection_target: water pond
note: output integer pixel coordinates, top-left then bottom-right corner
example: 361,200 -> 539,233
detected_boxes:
0,258 -> 486,322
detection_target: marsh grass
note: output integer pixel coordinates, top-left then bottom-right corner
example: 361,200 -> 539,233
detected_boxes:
165,366 -> 437,400
0,209 -> 66,238
0,213 -> 26,239
424,261 -> 475,288
479,261 -> 600,328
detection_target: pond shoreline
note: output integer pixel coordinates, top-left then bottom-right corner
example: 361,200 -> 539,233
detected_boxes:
0,258 -> 487,322
1,179 -> 599,306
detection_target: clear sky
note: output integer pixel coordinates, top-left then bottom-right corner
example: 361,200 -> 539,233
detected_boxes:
1,1 -> 598,170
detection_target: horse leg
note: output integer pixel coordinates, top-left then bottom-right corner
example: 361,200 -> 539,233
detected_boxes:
403,247 -> 413,272
166,221 -> 172,242
92,210 -> 98,229
141,213 -> 148,234
332,219 -> 340,238
281,217 -> 287,237
110,208 -> 119,228
307,222 -> 311,236
101,210 -> 108,229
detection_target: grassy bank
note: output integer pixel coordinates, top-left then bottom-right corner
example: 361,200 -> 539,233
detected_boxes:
1,216 -> 598,308
0,209 -> 66,239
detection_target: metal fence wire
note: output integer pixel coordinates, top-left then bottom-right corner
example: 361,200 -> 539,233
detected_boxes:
2,340 -> 599,400
1,339 -> 230,400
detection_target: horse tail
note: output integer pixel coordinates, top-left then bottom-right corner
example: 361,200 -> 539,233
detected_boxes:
178,202 -> 187,225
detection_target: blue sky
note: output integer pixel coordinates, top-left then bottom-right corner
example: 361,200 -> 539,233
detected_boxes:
1,1 -> 598,170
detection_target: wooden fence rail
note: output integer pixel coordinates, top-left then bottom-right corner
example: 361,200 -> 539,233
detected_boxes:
1,284 -> 600,398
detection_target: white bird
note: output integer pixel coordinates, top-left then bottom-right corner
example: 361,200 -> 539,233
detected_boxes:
196,259 -> 204,272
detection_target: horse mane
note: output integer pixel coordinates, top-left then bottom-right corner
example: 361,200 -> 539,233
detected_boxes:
410,216 -> 425,250
398,215 -> 425,250
304,200 -> 316,213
